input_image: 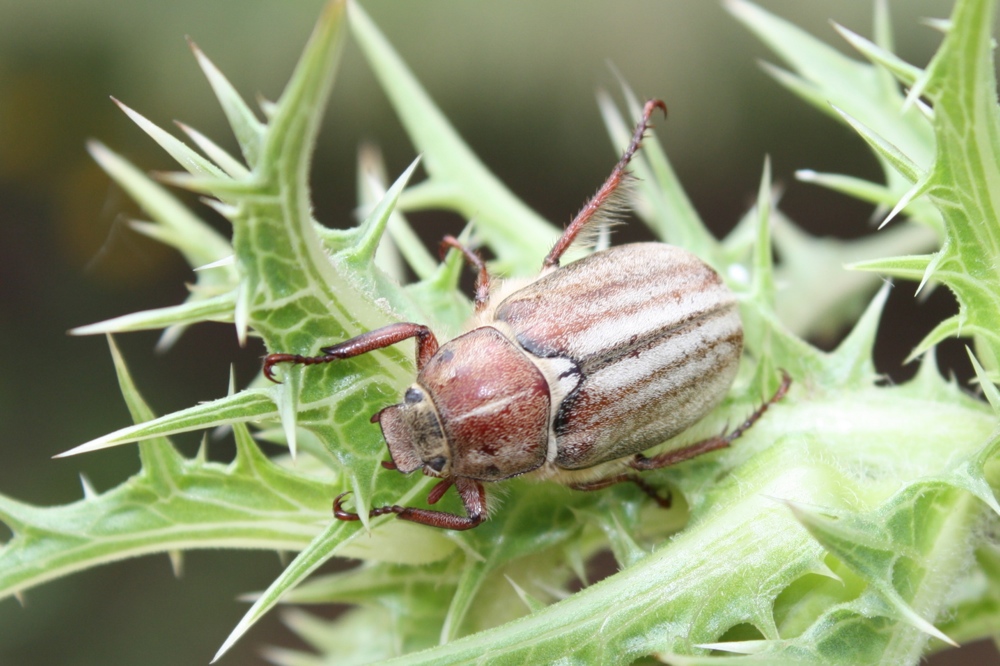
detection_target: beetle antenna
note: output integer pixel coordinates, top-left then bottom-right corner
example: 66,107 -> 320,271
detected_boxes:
543,98 -> 667,269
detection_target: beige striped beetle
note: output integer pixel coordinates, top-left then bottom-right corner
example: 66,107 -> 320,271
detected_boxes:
264,100 -> 789,530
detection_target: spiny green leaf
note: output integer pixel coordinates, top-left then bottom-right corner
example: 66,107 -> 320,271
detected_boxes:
787,480 -> 980,649
506,576 -> 548,615
941,428 -> 1000,519
189,39 -> 265,167
112,98 -> 228,178
1,412 -> 335,606
271,603 -> 446,664
751,157 -> 775,304
104,335 -> 185,488
913,0 -> 1000,374
70,292 -> 236,336
818,281 -> 887,388
908,315 -> 963,363
968,348 -> 1000,412
832,21 -> 923,88
878,175 -> 934,230
773,218 -> 936,341
347,1 -> 558,273
728,0 -> 935,170
85,141 -> 233,270
339,157 -> 448,327
55,389 -> 278,457
357,145 -> 437,282
175,120 -> 251,179
849,254 -> 935,281
832,106 -> 923,184
213,520 -> 354,662
277,559 -> 460,605
81,140 -> 237,348
795,170 -> 943,232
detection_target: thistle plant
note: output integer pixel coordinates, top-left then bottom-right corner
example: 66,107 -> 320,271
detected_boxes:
2,0 -> 1000,664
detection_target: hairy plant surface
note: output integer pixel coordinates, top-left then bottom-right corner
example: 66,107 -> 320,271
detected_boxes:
2,1 -> 1000,664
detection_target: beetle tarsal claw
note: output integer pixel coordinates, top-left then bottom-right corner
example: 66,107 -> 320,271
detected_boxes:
332,491 -> 360,521
262,353 -> 289,383
333,491 -> 407,522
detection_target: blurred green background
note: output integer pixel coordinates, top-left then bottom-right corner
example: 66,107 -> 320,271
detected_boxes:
2,1 -> 993,664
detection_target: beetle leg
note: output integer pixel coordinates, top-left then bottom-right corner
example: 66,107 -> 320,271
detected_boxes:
543,99 -> 668,269
629,370 -> 792,471
425,477 -> 455,505
440,235 -> 491,312
568,474 -> 671,508
263,322 -> 440,381
332,478 -> 487,531
717,369 -> 791,443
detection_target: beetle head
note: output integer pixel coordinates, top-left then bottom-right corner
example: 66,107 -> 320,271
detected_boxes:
374,328 -> 552,483
374,385 -> 453,478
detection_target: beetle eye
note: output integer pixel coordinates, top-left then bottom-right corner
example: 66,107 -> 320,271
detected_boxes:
426,456 -> 447,472
404,387 -> 424,404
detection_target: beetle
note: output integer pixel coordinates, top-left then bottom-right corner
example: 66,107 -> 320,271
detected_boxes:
264,99 -> 790,530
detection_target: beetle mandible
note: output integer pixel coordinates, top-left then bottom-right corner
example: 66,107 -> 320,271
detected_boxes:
264,99 -> 790,530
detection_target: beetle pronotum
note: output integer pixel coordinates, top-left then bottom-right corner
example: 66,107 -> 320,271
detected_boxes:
264,99 -> 790,530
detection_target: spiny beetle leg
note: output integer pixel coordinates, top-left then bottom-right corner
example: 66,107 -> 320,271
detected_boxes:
629,370 -> 792,472
440,235 -> 491,312
543,99 -> 667,269
568,474 -> 671,508
263,322 -> 440,382
332,478 -> 487,531
717,369 -> 791,443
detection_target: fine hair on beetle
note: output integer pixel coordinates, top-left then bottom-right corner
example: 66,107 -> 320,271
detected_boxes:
264,99 -> 791,530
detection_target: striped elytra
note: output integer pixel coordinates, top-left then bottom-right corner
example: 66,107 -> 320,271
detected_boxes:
264,99 -> 784,530
494,243 -> 742,470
